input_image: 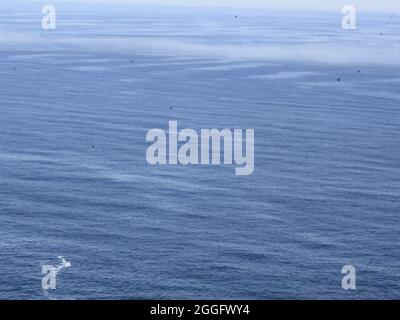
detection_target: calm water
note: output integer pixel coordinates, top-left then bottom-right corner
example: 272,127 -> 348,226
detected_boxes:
0,4 -> 399,299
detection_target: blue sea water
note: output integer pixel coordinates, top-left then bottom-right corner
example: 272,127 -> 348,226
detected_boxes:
0,3 -> 399,299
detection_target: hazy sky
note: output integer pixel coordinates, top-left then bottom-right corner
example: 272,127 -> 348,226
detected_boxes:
20,0 -> 400,12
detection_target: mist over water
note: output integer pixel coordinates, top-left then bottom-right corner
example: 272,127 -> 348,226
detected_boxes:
0,4 -> 399,299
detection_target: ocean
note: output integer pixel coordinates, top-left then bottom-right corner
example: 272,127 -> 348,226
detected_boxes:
0,3 -> 399,299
